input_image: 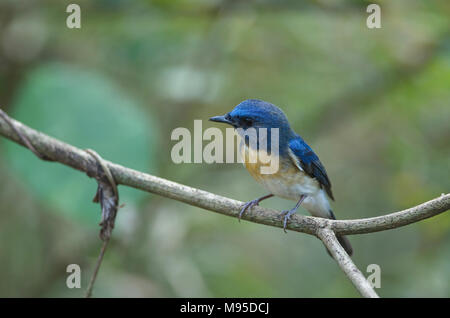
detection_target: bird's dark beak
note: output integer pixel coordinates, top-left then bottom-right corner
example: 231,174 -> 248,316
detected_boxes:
209,114 -> 233,125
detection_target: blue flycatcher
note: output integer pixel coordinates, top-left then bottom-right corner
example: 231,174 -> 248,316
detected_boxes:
210,99 -> 353,256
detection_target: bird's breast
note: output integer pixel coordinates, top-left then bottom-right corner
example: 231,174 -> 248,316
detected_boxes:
240,142 -> 320,200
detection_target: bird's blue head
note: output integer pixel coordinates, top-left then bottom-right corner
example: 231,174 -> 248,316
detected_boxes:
210,99 -> 295,153
210,99 -> 292,134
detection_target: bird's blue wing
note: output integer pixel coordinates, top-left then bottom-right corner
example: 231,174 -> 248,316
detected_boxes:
288,136 -> 334,200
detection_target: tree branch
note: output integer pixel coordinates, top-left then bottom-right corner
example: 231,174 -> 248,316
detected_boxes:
0,109 -> 449,297
317,228 -> 379,298
0,111 -> 448,235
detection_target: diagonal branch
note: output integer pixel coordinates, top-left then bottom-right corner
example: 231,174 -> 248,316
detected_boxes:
317,228 -> 379,298
0,109 -> 449,298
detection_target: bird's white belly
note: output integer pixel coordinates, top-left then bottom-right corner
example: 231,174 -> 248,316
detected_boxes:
258,173 -> 332,218
256,170 -> 321,201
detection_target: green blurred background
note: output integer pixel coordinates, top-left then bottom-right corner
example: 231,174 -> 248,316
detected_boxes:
0,0 -> 449,297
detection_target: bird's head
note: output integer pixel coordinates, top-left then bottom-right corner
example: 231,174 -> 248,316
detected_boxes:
209,99 -> 292,133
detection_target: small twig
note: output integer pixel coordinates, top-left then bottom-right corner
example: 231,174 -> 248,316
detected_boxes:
85,239 -> 110,298
84,149 -> 120,297
85,149 -> 118,199
317,228 -> 379,298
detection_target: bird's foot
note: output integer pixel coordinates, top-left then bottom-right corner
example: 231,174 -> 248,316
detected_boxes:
280,209 -> 298,233
238,194 -> 274,222
239,199 -> 260,221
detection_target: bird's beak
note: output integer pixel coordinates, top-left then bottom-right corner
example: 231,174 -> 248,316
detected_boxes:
209,114 -> 233,125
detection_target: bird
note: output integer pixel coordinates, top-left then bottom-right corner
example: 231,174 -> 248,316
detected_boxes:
209,99 -> 353,256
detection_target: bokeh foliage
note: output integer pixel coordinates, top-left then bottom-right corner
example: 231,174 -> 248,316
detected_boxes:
0,0 -> 448,297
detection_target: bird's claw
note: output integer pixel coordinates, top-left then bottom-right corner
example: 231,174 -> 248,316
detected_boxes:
239,199 -> 259,222
280,209 -> 296,233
